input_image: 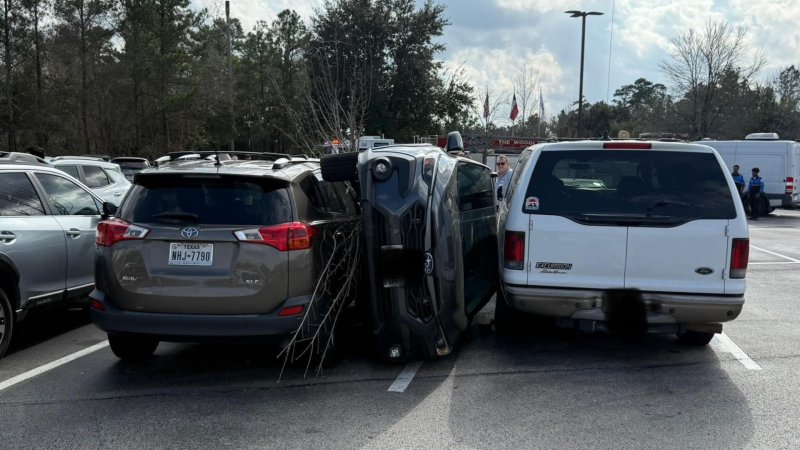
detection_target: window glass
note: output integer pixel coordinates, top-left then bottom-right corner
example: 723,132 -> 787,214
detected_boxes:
0,172 -> 46,216
313,173 -> 346,213
333,181 -> 358,214
505,148 -> 532,203
58,165 -> 81,180
121,175 -> 291,225
35,173 -> 100,215
523,150 -> 736,220
82,165 -> 111,188
457,163 -> 495,212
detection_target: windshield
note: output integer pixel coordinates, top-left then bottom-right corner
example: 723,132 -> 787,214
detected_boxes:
523,150 -> 736,221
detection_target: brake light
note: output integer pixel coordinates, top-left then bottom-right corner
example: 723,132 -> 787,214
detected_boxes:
602,142 -> 652,150
786,177 -> 794,195
234,222 -> 317,251
504,231 -> 525,270
96,219 -> 150,247
730,238 -> 749,279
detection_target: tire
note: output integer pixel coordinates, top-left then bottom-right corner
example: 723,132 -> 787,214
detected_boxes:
493,294 -> 525,337
676,330 -> 715,346
0,289 -> 15,359
320,152 -> 359,182
108,334 -> 159,361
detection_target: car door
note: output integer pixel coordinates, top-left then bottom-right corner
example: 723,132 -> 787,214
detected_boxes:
0,171 -> 68,309
455,161 -> 498,318
33,171 -> 102,299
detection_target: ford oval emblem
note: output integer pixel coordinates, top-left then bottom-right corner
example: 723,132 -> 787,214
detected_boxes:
181,227 -> 200,239
695,267 -> 714,275
424,252 -> 434,275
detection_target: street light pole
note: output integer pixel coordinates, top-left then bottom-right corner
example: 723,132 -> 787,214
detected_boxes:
565,10 -> 603,138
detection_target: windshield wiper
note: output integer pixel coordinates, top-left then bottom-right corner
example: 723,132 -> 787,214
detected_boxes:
151,212 -> 199,221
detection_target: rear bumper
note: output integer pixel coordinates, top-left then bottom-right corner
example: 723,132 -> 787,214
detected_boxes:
504,285 -> 744,326
89,289 -> 306,342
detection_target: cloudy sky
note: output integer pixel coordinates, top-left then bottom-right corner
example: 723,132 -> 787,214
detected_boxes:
197,0 -> 800,125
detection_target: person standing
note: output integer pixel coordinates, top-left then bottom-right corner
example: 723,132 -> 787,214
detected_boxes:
495,155 -> 513,200
748,167 -> 765,220
731,165 -> 745,194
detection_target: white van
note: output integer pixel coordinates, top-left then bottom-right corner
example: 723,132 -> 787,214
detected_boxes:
497,140 -> 749,345
697,133 -> 800,212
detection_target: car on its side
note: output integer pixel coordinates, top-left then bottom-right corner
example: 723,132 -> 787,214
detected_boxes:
0,153 -> 108,358
110,157 -> 152,181
497,140 -> 749,345
321,141 -> 499,362
50,158 -> 132,206
90,152 -> 361,362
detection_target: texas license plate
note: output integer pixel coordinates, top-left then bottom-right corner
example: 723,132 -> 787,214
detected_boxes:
169,243 -> 213,266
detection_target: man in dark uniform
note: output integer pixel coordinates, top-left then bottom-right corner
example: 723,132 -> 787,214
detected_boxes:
731,165 -> 745,194
748,167 -> 765,220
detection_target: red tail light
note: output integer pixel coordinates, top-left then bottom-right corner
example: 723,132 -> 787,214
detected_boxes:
786,177 -> 794,195
96,219 -> 150,247
234,222 -> 317,251
603,142 -> 652,150
504,231 -> 525,270
730,238 -> 749,279
277,305 -> 305,317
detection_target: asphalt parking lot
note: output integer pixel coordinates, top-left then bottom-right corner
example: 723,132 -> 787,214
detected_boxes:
1,209 -> 799,448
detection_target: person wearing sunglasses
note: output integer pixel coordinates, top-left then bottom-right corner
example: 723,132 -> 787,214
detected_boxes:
496,154 -> 513,201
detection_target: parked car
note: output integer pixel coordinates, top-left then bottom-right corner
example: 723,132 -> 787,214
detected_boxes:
90,152 -> 361,361
0,153 -> 107,358
497,140 -> 749,345
110,157 -> 152,181
321,140 -> 499,362
698,133 -> 800,215
50,158 -> 132,206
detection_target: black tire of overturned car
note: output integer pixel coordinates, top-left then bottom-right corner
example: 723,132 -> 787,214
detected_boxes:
321,152 -> 359,182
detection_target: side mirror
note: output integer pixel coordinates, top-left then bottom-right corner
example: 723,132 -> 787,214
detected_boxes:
102,201 -> 118,219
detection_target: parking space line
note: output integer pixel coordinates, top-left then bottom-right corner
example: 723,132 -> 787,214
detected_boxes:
713,333 -> 762,371
750,245 -> 800,263
388,361 -> 423,393
0,340 -> 109,392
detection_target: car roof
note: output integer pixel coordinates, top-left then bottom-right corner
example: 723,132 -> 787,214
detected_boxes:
0,152 -> 51,166
138,157 -> 320,182
535,140 -> 716,153
51,158 -> 122,169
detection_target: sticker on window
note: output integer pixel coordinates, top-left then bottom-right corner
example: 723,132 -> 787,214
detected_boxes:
525,196 -> 540,211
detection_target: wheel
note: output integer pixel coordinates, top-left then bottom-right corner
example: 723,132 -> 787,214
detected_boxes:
0,289 -> 15,359
108,334 -> 159,361
320,152 -> 359,182
676,330 -> 715,346
493,294 -> 525,336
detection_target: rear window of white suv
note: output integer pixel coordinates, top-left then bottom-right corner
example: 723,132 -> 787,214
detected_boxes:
522,150 -> 736,222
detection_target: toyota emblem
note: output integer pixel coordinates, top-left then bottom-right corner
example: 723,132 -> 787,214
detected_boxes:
181,227 -> 200,239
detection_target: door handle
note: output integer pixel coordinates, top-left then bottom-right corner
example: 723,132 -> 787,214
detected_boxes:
66,229 -> 82,238
0,231 -> 16,242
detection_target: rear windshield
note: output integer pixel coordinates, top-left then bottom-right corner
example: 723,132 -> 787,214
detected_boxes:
119,175 -> 292,226
116,160 -> 149,169
523,150 -> 736,221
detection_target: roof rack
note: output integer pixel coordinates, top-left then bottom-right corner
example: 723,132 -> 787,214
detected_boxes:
166,150 -> 293,162
271,156 -> 319,170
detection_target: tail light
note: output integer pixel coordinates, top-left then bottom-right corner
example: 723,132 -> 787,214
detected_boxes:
730,238 -> 749,279
786,177 -> 794,195
234,222 -> 317,251
277,305 -> 305,317
96,219 -> 150,247
504,231 -> 525,270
